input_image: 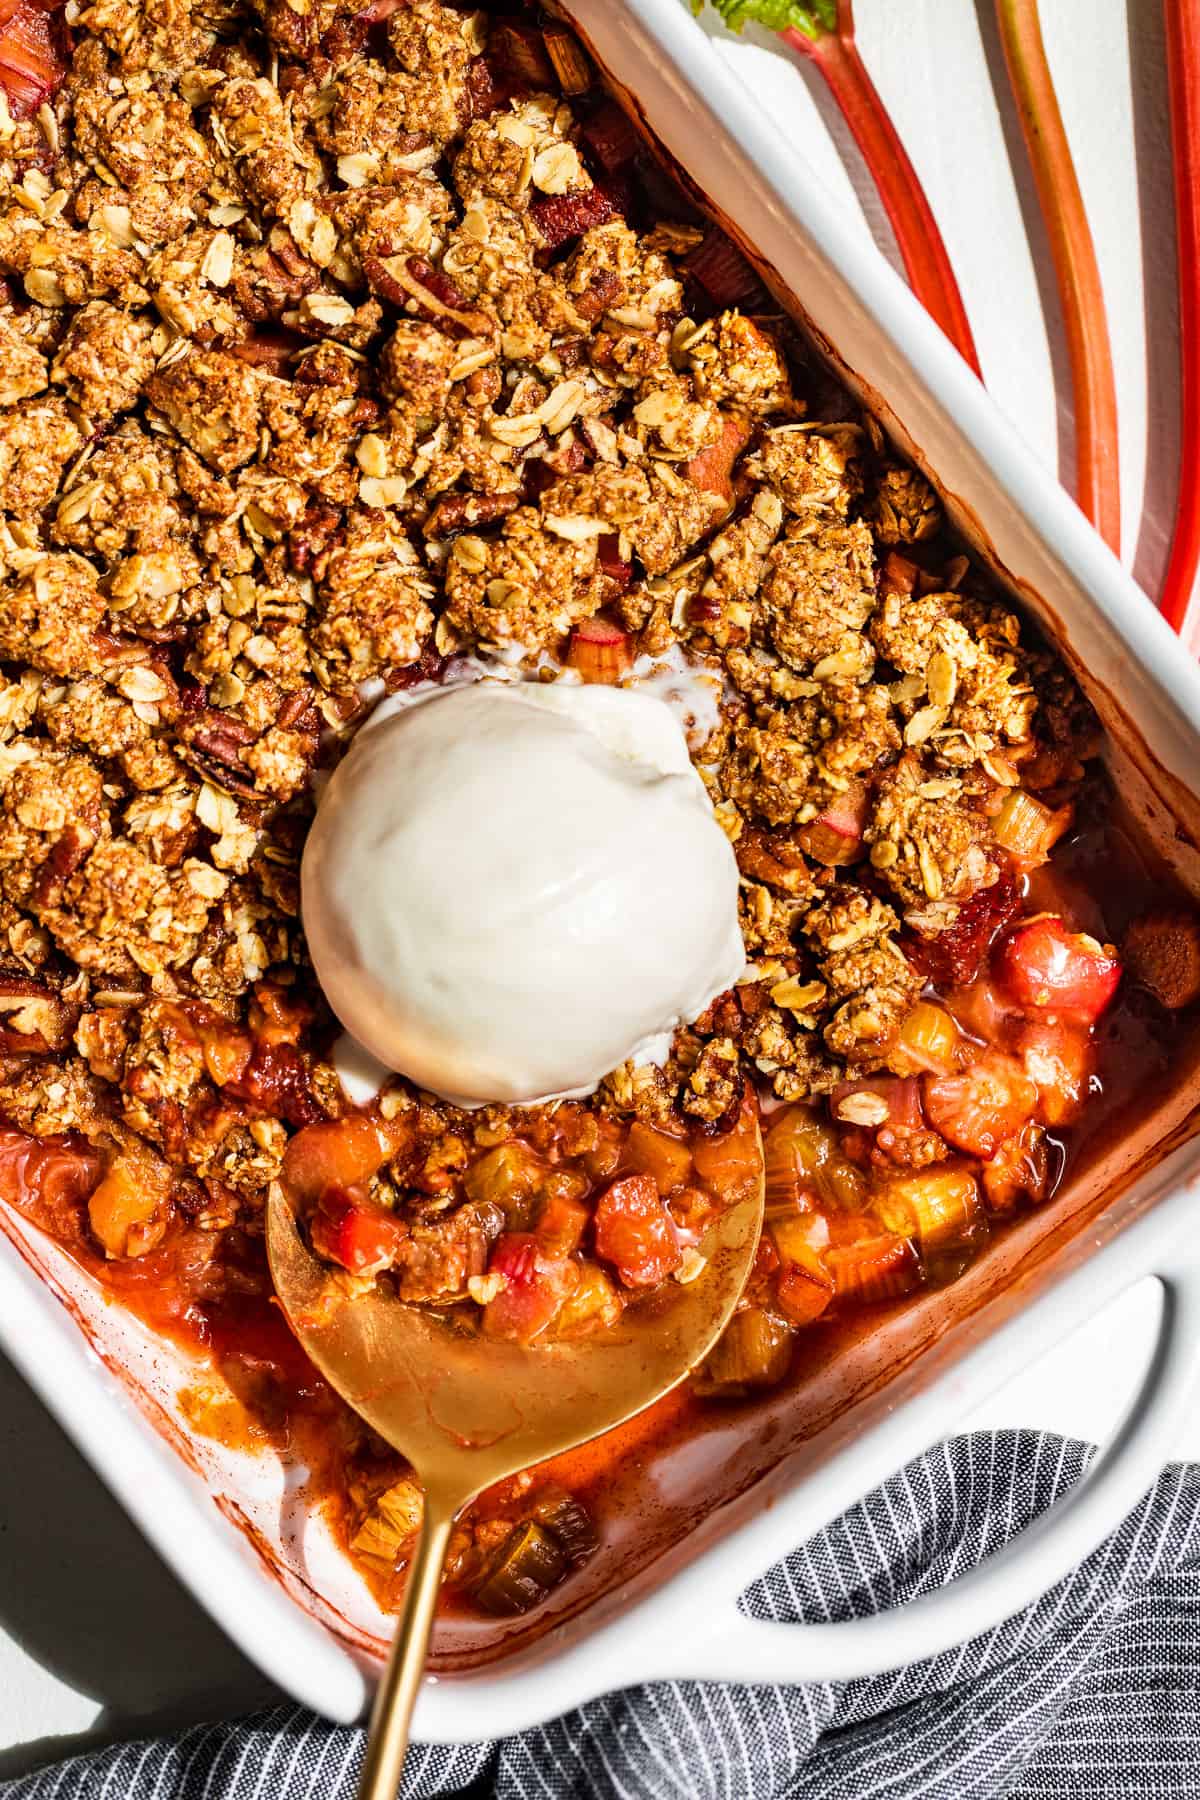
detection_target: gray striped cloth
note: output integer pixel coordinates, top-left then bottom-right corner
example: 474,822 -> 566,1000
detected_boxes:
4,1429 -> 1199,1800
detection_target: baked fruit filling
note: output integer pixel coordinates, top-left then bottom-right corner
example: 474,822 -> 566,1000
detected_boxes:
0,0 -> 1195,1623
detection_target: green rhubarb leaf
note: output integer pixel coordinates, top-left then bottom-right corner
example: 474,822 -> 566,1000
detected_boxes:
691,0 -> 838,40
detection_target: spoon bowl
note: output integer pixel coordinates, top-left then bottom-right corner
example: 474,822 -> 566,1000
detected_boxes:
267,1117 -> 764,1798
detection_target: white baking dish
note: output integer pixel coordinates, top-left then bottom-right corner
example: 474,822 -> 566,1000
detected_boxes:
4,0 -> 1200,1740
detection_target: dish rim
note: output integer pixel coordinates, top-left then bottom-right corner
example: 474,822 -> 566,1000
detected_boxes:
1,0 -> 1200,1738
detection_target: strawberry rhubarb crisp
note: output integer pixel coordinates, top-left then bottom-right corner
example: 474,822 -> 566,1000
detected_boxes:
0,0 -> 1195,1620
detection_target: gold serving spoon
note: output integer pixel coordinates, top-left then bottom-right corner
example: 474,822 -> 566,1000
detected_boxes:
267,1130 -> 764,1800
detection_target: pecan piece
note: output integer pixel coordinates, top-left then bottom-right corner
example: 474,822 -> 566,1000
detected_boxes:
530,186 -> 618,253
423,492 -> 519,539
0,976 -> 77,1054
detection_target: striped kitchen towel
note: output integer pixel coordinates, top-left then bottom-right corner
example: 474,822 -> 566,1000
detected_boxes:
4,1428 -> 1200,1800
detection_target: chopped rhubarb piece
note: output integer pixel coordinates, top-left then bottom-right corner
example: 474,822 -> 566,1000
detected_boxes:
486,18 -> 556,87
795,780 -> 869,866
566,615 -> 630,684
1016,1018 -> 1093,1126
580,100 -> 643,174
878,549 -> 919,599
186,1011 -> 254,1088
763,1106 -> 833,1213
597,532 -> 632,587
770,1214 -> 834,1326
542,22 -> 592,95
0,2 -> 67,121
88,1144 -> 172,1261
904,869 -> 1022,988
890,1001 -> 962,1076
530,184 -> 618,252
483,1233 -> 579,1342
311,1189 -> 407,1278
992,789 -> 1073,866
623,1121 -> 692,1193
776,1260 -> 834,1326
699,1305 -> 793,1391
825,1231 -> 921,1304
689,1087 -> 763,1196
874,1166 -> 983,1254
832,1076 -> 924,1133
535,1183 -> 590,1257
687,228 -> 764,309
923,1049 -> 1037,1158
684,412 -> 752,510
593,1172 -> 681,1287
997,915 -> 1121,1024
763,1104 -> 865,1213
472,1520 -> 567,1614
282,1114 -> 404,1204
0,1124 -> 102,1219
943,976 -> 1016,1047
1122,907 -> 1200,1011
463,1140 -> 544,1217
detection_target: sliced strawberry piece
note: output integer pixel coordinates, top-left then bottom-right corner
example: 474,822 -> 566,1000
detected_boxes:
903,869 -> 1022,988
923,1049 -> 1037,1158
483,1233 -> 579,1341
980,1122 -> 1051,1216
311,1188 -> 407,1278
1016,1017 -> 1093,1125
997,915 -> 1121,1024
593,1172 -> 681,1287
465,54 -> 517,121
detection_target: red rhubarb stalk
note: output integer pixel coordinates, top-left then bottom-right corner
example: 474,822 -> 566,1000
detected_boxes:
995,0 -> 1121,554
1161,0 -> 1200,634
700,0 -> 981,376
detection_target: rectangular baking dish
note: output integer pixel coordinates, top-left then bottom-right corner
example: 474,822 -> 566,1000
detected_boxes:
3,0 -> 1200,1740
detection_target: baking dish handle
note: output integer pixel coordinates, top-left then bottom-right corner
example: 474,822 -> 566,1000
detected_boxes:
654,1256 -> 1200,1686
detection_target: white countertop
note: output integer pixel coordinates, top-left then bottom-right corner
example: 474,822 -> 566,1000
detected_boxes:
1,0 -> 1193,1777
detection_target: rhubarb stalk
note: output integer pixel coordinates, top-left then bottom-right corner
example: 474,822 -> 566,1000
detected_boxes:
699,1 -> 982,376
995,0 -> 1121,554
1160,0 -> 1200,633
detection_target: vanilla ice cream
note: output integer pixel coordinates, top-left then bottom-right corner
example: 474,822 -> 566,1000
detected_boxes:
302,680 -> 744,1108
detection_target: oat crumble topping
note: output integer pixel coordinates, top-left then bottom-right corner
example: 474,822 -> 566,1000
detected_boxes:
0,1 -> 1095,1291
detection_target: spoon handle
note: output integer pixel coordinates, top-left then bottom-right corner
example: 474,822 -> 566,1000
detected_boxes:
357,1492 -> 458,1800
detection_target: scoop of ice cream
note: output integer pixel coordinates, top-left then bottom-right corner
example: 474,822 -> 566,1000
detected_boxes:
302,679 -> 744,1108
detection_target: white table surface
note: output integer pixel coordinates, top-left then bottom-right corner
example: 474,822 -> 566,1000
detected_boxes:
1,0 -> 1195,1778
